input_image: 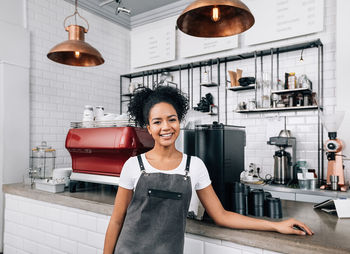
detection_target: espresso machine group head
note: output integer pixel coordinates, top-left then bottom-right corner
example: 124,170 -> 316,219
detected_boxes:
320,111 -> 348,191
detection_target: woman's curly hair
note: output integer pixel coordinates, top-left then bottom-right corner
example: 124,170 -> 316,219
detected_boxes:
128,86 -> 189,127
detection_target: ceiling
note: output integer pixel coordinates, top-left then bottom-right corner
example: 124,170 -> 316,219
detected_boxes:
99,0 -> 180,16
64,0 -> 183,28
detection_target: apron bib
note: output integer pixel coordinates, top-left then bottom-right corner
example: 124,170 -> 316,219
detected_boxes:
115,155 -> 192,254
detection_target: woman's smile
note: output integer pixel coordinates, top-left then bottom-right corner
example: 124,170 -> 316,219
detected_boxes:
147,102 -> 180,147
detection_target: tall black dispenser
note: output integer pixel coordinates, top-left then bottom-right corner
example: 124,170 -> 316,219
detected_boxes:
194,122 -> 246,210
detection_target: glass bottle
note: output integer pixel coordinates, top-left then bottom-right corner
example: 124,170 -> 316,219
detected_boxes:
256,80 -> 263,108
261,72 -> 271,108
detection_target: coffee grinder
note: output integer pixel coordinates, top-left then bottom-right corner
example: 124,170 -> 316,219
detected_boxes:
320,111 -> 348,191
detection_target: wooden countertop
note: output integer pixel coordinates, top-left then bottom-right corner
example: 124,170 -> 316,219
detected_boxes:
3,183 -> 350,254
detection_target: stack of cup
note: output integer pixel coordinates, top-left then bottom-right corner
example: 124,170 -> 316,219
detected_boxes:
232,182 -> 250,215
248,189 -> 265,217
265,197 -> 283,219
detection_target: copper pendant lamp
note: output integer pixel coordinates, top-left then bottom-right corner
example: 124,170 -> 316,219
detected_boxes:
177,0 -> 255,38
47,0 -> 104,66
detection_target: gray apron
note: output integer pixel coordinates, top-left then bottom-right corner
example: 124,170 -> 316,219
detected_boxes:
115,155 -> 192,254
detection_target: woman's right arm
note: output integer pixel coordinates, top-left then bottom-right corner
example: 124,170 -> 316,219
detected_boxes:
103,186 -> 133,254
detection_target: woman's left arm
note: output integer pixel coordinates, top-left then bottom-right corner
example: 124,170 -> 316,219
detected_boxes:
196,184 -> 313,235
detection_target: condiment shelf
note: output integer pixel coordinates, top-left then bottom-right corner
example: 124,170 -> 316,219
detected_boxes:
235,105 -> 319,113
271,88 -> 312,94
227,84 -> 255,91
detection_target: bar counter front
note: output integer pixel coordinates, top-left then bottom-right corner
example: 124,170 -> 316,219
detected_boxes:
3,183 -> 350,254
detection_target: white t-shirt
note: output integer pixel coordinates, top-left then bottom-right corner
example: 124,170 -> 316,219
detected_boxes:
119,153 -> 211,213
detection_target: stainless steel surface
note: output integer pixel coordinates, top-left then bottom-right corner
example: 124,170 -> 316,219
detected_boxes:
273,151 -> 290,185
278,129 -> 292,138
70,172 -> 120,185
4,183 -> 350,254
70,119 -> 135,128
177,0 -> 255,37
330,175 -> 339,191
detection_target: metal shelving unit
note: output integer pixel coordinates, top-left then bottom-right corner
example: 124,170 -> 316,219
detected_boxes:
227,84 -> 255,91
119,39 -> 324,183
235,105 -> 319,113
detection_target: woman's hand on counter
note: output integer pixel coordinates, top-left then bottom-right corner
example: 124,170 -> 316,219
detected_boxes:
273,218 -> 314,236
197,185 -> 314,236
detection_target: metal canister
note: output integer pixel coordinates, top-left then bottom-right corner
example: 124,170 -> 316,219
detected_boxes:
273,149 -> 291,185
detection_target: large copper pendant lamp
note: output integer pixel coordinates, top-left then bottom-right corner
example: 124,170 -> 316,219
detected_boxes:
177,0 -> 255,38
47,0 -> 104,66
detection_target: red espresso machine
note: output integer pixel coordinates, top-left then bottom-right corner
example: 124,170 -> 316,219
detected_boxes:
66,123 -> 154,191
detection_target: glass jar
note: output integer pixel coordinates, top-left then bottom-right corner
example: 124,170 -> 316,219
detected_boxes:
248,99 -> 256,110
30,141 -> 56,179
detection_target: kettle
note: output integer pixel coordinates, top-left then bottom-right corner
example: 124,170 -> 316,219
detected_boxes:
273,149 -> 292,185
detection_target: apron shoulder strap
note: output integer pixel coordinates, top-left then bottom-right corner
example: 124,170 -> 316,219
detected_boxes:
184,155 -> 191,180
185,155 -> 191,173
137,154 -> 146,173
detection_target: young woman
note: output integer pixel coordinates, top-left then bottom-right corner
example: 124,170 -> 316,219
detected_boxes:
104,86 -> 313,254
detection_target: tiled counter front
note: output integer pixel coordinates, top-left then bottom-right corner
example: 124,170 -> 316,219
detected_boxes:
184,233 -> 280,254
3,194 -> 280,254
4,194 -> 109,254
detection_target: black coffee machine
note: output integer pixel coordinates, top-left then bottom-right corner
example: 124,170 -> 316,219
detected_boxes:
184,122 -> 246,210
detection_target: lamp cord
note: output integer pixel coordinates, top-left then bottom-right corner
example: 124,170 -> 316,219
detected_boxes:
63,0 -> 90,32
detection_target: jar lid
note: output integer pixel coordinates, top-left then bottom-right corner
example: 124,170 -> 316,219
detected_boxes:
32,141 -> 55,152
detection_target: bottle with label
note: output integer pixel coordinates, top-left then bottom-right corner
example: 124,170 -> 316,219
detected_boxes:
288,73 -> 296,89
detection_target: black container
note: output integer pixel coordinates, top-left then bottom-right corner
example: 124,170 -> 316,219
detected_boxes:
264,192 -> 272,199
244,185 -> 250,215
263,192 -> 272,215
231,182 -> 247,215
265,197 -> 283,218
195,122 -> 246,211
248,189 -> 265,216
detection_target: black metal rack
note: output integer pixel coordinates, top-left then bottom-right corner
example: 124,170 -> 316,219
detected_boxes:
119,39 -> 324,183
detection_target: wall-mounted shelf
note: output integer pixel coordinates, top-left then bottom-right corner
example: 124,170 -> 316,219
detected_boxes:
235,105 -> 319,113
200,82 -> 218,87
122,93 -> 133,97
227,84 -> 255,91
271,88 -> 312,95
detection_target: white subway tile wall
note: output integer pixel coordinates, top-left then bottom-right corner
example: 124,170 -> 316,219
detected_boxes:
27,0 -> 130,168
4,194 -> 110,254
27,0 -> 347,182
128,0 -> 345,182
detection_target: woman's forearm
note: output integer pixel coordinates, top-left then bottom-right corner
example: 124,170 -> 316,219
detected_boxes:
103,220 -> 123,254
215,210 -> 277,231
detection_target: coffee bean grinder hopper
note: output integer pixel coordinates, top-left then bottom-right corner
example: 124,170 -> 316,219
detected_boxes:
320,111 -> 348,191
